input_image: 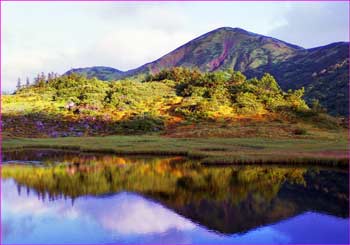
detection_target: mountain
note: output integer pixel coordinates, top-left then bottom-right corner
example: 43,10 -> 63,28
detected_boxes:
65,66 -> 125,81
65,27 -> 349,115
65,27 -> 302,78
130,27 -> 303,74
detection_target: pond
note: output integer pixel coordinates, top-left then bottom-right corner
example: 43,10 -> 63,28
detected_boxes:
1,150 -> 349,244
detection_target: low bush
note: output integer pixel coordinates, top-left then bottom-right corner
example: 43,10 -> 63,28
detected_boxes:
294,127 -> 308,135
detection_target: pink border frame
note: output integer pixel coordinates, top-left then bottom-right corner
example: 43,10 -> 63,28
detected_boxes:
0,1 -> 349,245
0,0 -> 349,1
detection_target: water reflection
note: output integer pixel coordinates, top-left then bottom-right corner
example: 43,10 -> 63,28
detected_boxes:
1,150 -> 349,244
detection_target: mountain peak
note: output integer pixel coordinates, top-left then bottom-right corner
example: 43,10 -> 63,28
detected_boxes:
211,26 -> 246,32
211,26 -> 251,34
135,26 -> 302,74
196,26 -> 254,41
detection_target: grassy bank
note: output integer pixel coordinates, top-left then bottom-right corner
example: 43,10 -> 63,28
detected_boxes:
2,135 -> 348,167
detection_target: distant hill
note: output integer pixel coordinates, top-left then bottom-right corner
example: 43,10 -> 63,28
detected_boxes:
65,66 -> 125,81
65,27 -> 349,115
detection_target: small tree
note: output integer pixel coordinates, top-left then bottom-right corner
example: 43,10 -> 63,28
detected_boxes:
26,77 -> 30,87
47,72 -> 55,82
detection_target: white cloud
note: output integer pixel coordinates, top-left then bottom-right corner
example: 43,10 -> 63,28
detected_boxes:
268,2 -> 349,48
2,179 -> 195,240
79,192 -> 195,234
1,2 -> 194,92
1,2 -> 348,92
80,28 -> 194,70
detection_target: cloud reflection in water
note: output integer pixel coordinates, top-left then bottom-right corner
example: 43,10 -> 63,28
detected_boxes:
2,176 -> 349,244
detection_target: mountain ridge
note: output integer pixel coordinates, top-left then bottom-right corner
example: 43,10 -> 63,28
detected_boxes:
65,27 -> 305,77
64,27 -> 349,115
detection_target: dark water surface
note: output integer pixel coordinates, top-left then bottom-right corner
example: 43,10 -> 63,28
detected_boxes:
1,150 -> 349,244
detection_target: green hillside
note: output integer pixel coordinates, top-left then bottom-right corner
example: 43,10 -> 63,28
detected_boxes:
3,68 -> 345,140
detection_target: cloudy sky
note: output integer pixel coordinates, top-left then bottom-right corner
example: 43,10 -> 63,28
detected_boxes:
1,1 -> 349,92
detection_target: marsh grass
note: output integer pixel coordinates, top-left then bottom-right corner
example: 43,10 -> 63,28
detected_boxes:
2,135 -> 348,167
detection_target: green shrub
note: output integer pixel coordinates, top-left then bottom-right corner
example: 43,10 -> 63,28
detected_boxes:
234,92 -> 265,114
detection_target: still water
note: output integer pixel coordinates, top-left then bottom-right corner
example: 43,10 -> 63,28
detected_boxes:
1,150 -> 349,244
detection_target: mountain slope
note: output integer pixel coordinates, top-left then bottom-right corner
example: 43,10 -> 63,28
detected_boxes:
245,42 -> 349,115
65,27 -> 349,115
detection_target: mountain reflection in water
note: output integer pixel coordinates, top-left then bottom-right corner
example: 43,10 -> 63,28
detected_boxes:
1,150 -> 349,244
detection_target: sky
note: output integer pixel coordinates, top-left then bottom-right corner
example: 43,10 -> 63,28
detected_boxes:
1,1 -> 349,92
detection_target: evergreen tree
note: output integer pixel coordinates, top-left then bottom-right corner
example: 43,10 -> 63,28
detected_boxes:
34,74 -> 40,85
41,72 -> 46,83
16,78 -> 22,90
48,72 -> 55,82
